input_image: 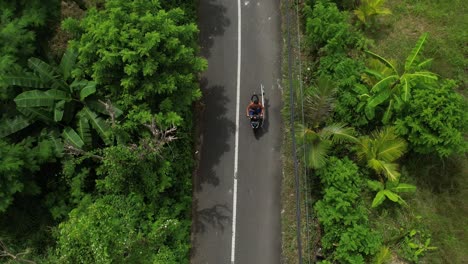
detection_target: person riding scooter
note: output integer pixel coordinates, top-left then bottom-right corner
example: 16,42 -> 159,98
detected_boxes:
246,94 -> 264,118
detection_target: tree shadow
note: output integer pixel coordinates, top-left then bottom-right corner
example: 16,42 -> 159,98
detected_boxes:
195,79 -> 235,191
198,0 -> 230,58
191,202 -> 231,258
194,203 -> 231,234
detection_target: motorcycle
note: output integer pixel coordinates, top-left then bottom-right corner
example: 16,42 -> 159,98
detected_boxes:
248,84 -> 265,133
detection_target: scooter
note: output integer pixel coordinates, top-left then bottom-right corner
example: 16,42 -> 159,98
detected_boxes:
248,84 -> 265,133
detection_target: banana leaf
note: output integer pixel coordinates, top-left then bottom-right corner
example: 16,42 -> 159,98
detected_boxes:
62,127 -> 84,148
0,116 -> 33,138
14,89 -> 70,108
82,107 -> 112,145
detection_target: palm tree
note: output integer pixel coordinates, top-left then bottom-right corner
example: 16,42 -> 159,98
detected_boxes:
296,123 -> 357,169
355,126 -> 406,181
296,76 -> 357,169
0,48 -> 121,149
362,33 -> 438,124
354,0 -> 392,27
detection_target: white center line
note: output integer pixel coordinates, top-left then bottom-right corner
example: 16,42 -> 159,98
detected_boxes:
231,0 -> 241,263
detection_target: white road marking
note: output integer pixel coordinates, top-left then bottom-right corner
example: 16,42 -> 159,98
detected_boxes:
231,0 -> 241,263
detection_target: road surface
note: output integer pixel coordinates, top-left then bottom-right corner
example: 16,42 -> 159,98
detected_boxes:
192,0 -> 282,263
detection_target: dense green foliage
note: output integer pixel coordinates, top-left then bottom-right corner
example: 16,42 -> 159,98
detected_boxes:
296,0 -> 467,262
315,157 -> 382,263
395,80 -> 467,157
0,0 -> 204,263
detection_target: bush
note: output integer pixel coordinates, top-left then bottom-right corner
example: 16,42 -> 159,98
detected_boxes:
395,79 -> 468,157
315,157 -> 382,263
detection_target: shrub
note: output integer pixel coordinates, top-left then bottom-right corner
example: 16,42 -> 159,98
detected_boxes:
394,79 -> 468,157
315,157 -> 382,263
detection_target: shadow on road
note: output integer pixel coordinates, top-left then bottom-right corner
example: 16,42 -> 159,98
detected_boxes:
196,79 -> 235,191
198,0 -> 230,58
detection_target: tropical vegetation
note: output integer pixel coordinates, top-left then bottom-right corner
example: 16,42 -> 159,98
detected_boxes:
0,0 -> 204,263
282,0 -> 467,262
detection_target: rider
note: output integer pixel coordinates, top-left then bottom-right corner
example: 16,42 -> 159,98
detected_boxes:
246,94 -> 264,118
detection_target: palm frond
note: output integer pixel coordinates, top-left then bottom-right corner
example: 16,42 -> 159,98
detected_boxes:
380,161 -> 400,181
382,99 -> 394,124
306,140 -> 331,169
321,123 -> 358,144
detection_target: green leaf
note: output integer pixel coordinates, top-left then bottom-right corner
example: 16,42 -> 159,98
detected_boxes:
382,99 -> 394,124
365,50 -> 399,75
77,113 -> 92,146
372,191 -> 386,208
14,89 -> 70,108
417,58 -> 433,69
392,183 -> 416,193
367,180 -> 384,191
0,74 -> 47,88
82,107 -> 112,145
59,47 -> 77,81
62,127 -> 84,148
0,116 -> 33,138
85,99 -> 123,118
54,100 -> 66,122
371,75 -> 399,93
406,71 -> 438,81
365,104 -> 376,120
17,107 -> 54,123
28,58 -> 68,90
79,81 -> 96,101
383,190 -> 400,202
405,33 -> 428,71
368,88 -> 392,108
400,77 -> 410,101
48,130 -> 64,157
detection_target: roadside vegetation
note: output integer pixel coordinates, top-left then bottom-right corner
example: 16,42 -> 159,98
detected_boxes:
282,0 -> 467,263
0,0 -> 204,263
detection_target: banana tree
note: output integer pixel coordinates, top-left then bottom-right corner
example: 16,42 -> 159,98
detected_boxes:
356,127 -> 407,181
0,47 -> 121,149
361,33 -> 438,124
367,179 -> 416,208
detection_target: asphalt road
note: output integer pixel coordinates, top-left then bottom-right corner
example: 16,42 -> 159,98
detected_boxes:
192,0 -> 282,264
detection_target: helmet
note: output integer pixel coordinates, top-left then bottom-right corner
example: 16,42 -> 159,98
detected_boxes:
252,94 -> 259,104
